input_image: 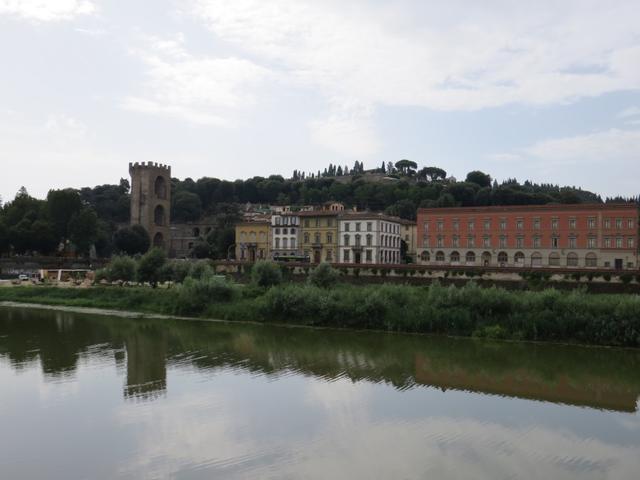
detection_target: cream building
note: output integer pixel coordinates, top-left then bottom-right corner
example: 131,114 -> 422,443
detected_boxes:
338,213 -> 403,264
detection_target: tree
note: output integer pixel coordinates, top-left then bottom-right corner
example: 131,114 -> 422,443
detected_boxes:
251,261 -> 282,287
308,263 -> 339,288
465,171 -> 492,188
380,161 -> 386,173
394,159 -> 418,176
68,208 -> 98,255
419,167 -> 447,182
113,225 -> 150,255
137,248 -> 167,287
108,256 -> 136,282
47,189 -> 82,239
0,217 -> 9,255
172,190 -> 202,222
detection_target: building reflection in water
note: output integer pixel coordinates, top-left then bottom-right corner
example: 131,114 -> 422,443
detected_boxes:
123,326 -> 167,400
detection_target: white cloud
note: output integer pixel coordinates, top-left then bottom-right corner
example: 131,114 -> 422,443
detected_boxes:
186,0 -> 640,157
123,34 -> 271,127
618,106 -> 640,118
0,0 -> 95,22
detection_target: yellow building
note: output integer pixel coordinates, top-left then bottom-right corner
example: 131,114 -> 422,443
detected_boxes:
235,221 -> 270,262
399,219 -> 417,262
299,211 -> 339,263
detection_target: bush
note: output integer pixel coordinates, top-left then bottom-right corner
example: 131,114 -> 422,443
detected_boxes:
171,261 -> 192,283
108,256 -> 137,283
189,260 -> 214,280
136,248 -> 167,287
251,261 -> 282,287
620,273 -> 633,285
175,276 -> 238,315
308,263 -> 340,288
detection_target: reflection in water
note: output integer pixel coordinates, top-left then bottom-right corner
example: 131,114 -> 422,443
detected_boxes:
0,306 -> 639,480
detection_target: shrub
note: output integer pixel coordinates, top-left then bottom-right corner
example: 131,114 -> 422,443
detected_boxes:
189,260 -> 214,280
107,256 -> 136,282
175,276 -> 238,315
171,261 -> 192,283
308,263 -> 340,288
136,248 -> 167,287
251,261 -> 282,287
603,273 -> 612,282
94,268 -> 109,283
620,273 -> 633,285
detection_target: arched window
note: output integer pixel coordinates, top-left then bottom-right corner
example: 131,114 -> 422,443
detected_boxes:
481,251 -> 492,266
366,234 -> 372,247
153,232 -> 164,248
283,238 -> 288,249
154,176 -> 167,199
450,251 -> 460,263
355,234 -> 361,246
585,252 -> 597,267
420,251 -> 430,262
514,251 -> 525,266
465,251 -> 476,264
436,251 -> 445,262
498,251 -> 508,265
154,205 -> 165,226
250,232 -> 257,242
275,238 -> 280,249
531,252 -> 542,267
567,252 -> 579,267
344,234 -> 350,246
548,252 -> 560,266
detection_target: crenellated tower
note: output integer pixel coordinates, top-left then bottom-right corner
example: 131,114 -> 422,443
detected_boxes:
129,162 -> 171,252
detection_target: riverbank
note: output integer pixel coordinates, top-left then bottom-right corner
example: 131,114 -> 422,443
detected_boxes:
1,282 -> 639,348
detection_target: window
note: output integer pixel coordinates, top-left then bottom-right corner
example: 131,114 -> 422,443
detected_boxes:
366,250 -> 372,262
616,237 -> 623,248
326,233 -> 333,244
569,237 -> 577,249
422,236 -> 430,248
551,237 -> 559,248
240,232 -> 247,242
515,252 -> 525,265
290,228 -> 296,234
533,218 -> 540,229
304,233 -> 309,243
548,252 -> 560,266
356,222 -> 361,232
291,238 -> 296,248
628,219 -> 635,229
327,218 -> 334,227
315,233 -> 321,244
345,223 -> 350,232
500,219 -> 506,230
604,219 -> 611,229
551,218 -> 559,230
423,222 -> 429,233
436,251 -> 445,262
484,219 -> 491,230
275,238 -> 280,249
315,218 -> 320,227
516,236 -> 524,248
326,249 -> 333,261
468,220 -> 475,231
420,251 -> 430,262
516,219 -> 524,230
283,238 -> 289,249
465,251 -> 476,263
450,251 -> 460,263
275,217 -> 281,225
452,235 -> 459,248
304,219 -> 310,228
483,236 -> 490,248
344,234 -> 350,246
283,228 -> 288,235
533,236 -> 540,248
437,221 -> 444,231
588,237 -> 597,249
498,252 -> 508,265
355,234 -> 361,247
531,252 -> 542,267
616,218 -> 622,229
344,250 -> 350,262
499,236 -> 507,248
569,218 -> 576,229
437,236 -> 443,248
604,237 -> 611,248
467,236 -> 475,248
366,234 -> 372,247
567,252 -> 578,267
628,238 -> 635,248
453,220 -> 459,231
275,228 -> 281,235
367,222 -> 372,232
588,217 -> 596,229
585,253 -> 597,267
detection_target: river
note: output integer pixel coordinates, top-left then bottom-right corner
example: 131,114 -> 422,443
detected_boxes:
0,305 -> 639,479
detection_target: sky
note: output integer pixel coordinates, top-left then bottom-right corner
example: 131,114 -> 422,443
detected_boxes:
1,0 -> 640,202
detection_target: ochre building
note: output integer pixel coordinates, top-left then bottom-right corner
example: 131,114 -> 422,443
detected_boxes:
235,221 -> 270,262
299,211 -> 339,263
417,204 -> 639,270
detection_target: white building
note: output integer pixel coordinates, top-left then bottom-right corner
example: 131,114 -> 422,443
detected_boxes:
338,213 -> 403,264
271,213 -> 301,258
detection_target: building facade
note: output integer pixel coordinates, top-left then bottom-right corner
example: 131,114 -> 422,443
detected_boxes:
299,211 -> 339,263
129,162 -> 171,251
417,204 -> 639,269
235,221 -> 270,262
169,221 -> 217,258
337,213 -> 403,264
400,219 -> 417,262
271,213 -> 301,259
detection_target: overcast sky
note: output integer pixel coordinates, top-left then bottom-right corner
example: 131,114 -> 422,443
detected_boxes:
1,0 -> 640,202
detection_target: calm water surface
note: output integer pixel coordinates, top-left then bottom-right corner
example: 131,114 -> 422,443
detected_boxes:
1,305 -> 639,479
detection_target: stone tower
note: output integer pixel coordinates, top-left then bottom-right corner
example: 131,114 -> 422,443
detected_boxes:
129,162 -> 171,252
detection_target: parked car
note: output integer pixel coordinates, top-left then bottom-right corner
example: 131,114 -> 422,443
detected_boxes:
18,274 -> 29,281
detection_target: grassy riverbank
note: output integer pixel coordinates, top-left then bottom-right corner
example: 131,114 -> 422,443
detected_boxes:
1,281 -> 639,347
